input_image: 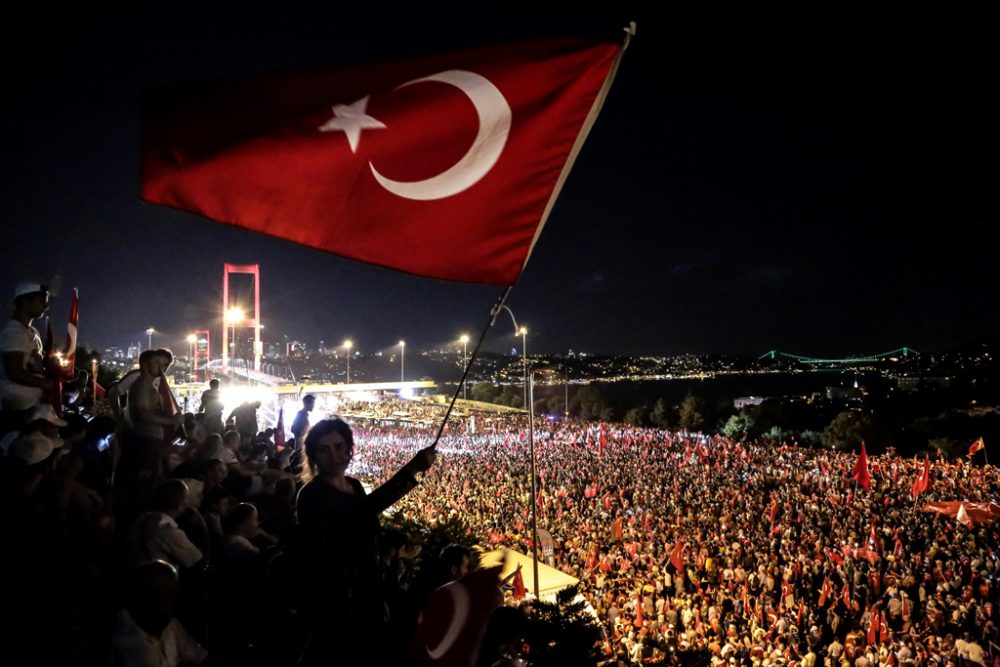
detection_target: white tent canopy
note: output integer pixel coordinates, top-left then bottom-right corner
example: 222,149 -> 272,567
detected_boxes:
479,548 -> 579,601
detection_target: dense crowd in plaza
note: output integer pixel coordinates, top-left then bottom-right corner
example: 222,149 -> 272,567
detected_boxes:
1,282 -> 998,666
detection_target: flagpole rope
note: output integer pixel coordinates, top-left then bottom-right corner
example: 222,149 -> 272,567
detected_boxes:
429,285 -> 513,450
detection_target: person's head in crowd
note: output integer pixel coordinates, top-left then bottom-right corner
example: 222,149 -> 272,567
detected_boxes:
151,478 -> 189,518
8,282 -> 49,321
478,606 -> 527,667
6,431 -> 60,475
379,528 -> 408,564
124,560 -> 180,637
59,412 -> 88,446
302,394 -> 316,411
24,402 -> 66,440
199,457 -> 227,487
303,417 -> 354,476
273,476 -> 296,504
209,379 -> 219,390
138,348 -> 172,377
222,502 -> 258,539
440,543 -> 472,581
202,485 -> 234,518
222,429 -> 241,451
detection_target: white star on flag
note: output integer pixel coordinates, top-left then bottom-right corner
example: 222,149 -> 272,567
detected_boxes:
318,95 -> 386,153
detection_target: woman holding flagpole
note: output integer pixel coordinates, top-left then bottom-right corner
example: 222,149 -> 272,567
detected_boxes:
295,418 -> 436,664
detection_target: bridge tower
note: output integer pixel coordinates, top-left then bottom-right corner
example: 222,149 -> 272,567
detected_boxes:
221,263 -> 262,373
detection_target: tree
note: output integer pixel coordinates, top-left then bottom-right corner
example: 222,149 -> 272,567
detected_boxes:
678,395 -> 705,432
624,406 -> 651,427
651,397 -> 674,429
519,584 -> 604,666
821,411 -> 894,452
721,412 -> 754,440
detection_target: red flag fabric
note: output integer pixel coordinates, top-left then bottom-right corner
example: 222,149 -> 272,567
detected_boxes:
585,543 -> 598,572
911,455 -> 930,499
841,583 -> 851,608
634,596 -> 644,628
411,565 -> 503,667
956,503 -> 973,528
879,611 -> 890,644
64,288 -> 78,373
512,565 -> 526,601
853,442 -> 871,491
602,493 -> 613,511
825,548 -> 845,567
867,609 -> 878,645
669,539 -> 685,573
819,578 -> 832,607
274,406 -> 286,451
968,437 -> 985,458
142,37 -> 626,285
612,517 -> 623,541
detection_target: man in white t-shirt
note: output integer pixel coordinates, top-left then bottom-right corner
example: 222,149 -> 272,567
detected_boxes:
0,283 -> 51,432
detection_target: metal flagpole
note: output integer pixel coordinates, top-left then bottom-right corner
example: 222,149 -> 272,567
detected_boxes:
429,286 -> 513,451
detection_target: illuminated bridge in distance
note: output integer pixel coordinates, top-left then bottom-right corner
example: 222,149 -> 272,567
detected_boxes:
758,347 -> 919,366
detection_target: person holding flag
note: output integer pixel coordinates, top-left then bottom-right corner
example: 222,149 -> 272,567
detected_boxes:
116,349 -> 185,525
296,417 -> 437,665
0,282 -> 52,431
911,454 -> 931,499
853,442 -> 871,491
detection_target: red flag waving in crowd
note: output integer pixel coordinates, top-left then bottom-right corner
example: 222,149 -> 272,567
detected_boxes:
669,539 -> 685,573
64,288 -> 78,373
142,33 -> 632,285
968,437 -> 985,458
853,442 -> 871,491
911,455 -> 930,499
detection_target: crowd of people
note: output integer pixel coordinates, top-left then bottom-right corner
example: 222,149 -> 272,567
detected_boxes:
1,281 -> 998,666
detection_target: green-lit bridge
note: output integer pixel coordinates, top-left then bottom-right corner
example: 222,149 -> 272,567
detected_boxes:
758,347 -> 919,365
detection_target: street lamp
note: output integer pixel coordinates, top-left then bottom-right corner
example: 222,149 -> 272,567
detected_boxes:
399,340 -> 405,383
519,327 -> 528,409
225,307 -> 244,370
498,305 -> 529,410
460,334 -> 470,400
343,339 -> 353,383
146,328 -> 155,352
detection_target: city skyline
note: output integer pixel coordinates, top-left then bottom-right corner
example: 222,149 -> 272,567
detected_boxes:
1,5 -> 993,358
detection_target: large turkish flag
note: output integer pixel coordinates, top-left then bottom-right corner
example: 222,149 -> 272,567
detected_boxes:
142,37 -> 624,284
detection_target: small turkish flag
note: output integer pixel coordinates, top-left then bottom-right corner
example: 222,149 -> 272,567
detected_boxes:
411,565 -> 503,667
142,36 -> 626,285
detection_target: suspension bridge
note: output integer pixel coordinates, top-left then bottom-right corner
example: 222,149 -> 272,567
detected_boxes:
757,347 -> 919,365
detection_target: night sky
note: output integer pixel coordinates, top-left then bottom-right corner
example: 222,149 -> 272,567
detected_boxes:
1,5 -> 993,359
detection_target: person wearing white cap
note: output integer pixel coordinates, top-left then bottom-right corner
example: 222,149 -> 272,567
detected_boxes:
0,282 -> 51,426
1,403 -> 68,458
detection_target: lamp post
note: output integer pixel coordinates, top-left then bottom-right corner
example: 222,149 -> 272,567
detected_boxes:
527,366 -> 557,599
225,307 -> 244,370
146,328 -> 155,352
519,327 -> 528,409
343,340 -> 353,383
498,305 -> 529,410
460,334 -> 470,400
399,340 -> 405,383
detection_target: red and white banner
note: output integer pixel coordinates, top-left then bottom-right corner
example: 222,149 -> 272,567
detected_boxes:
142,35 -> 628,285
65,288 -> 78,372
